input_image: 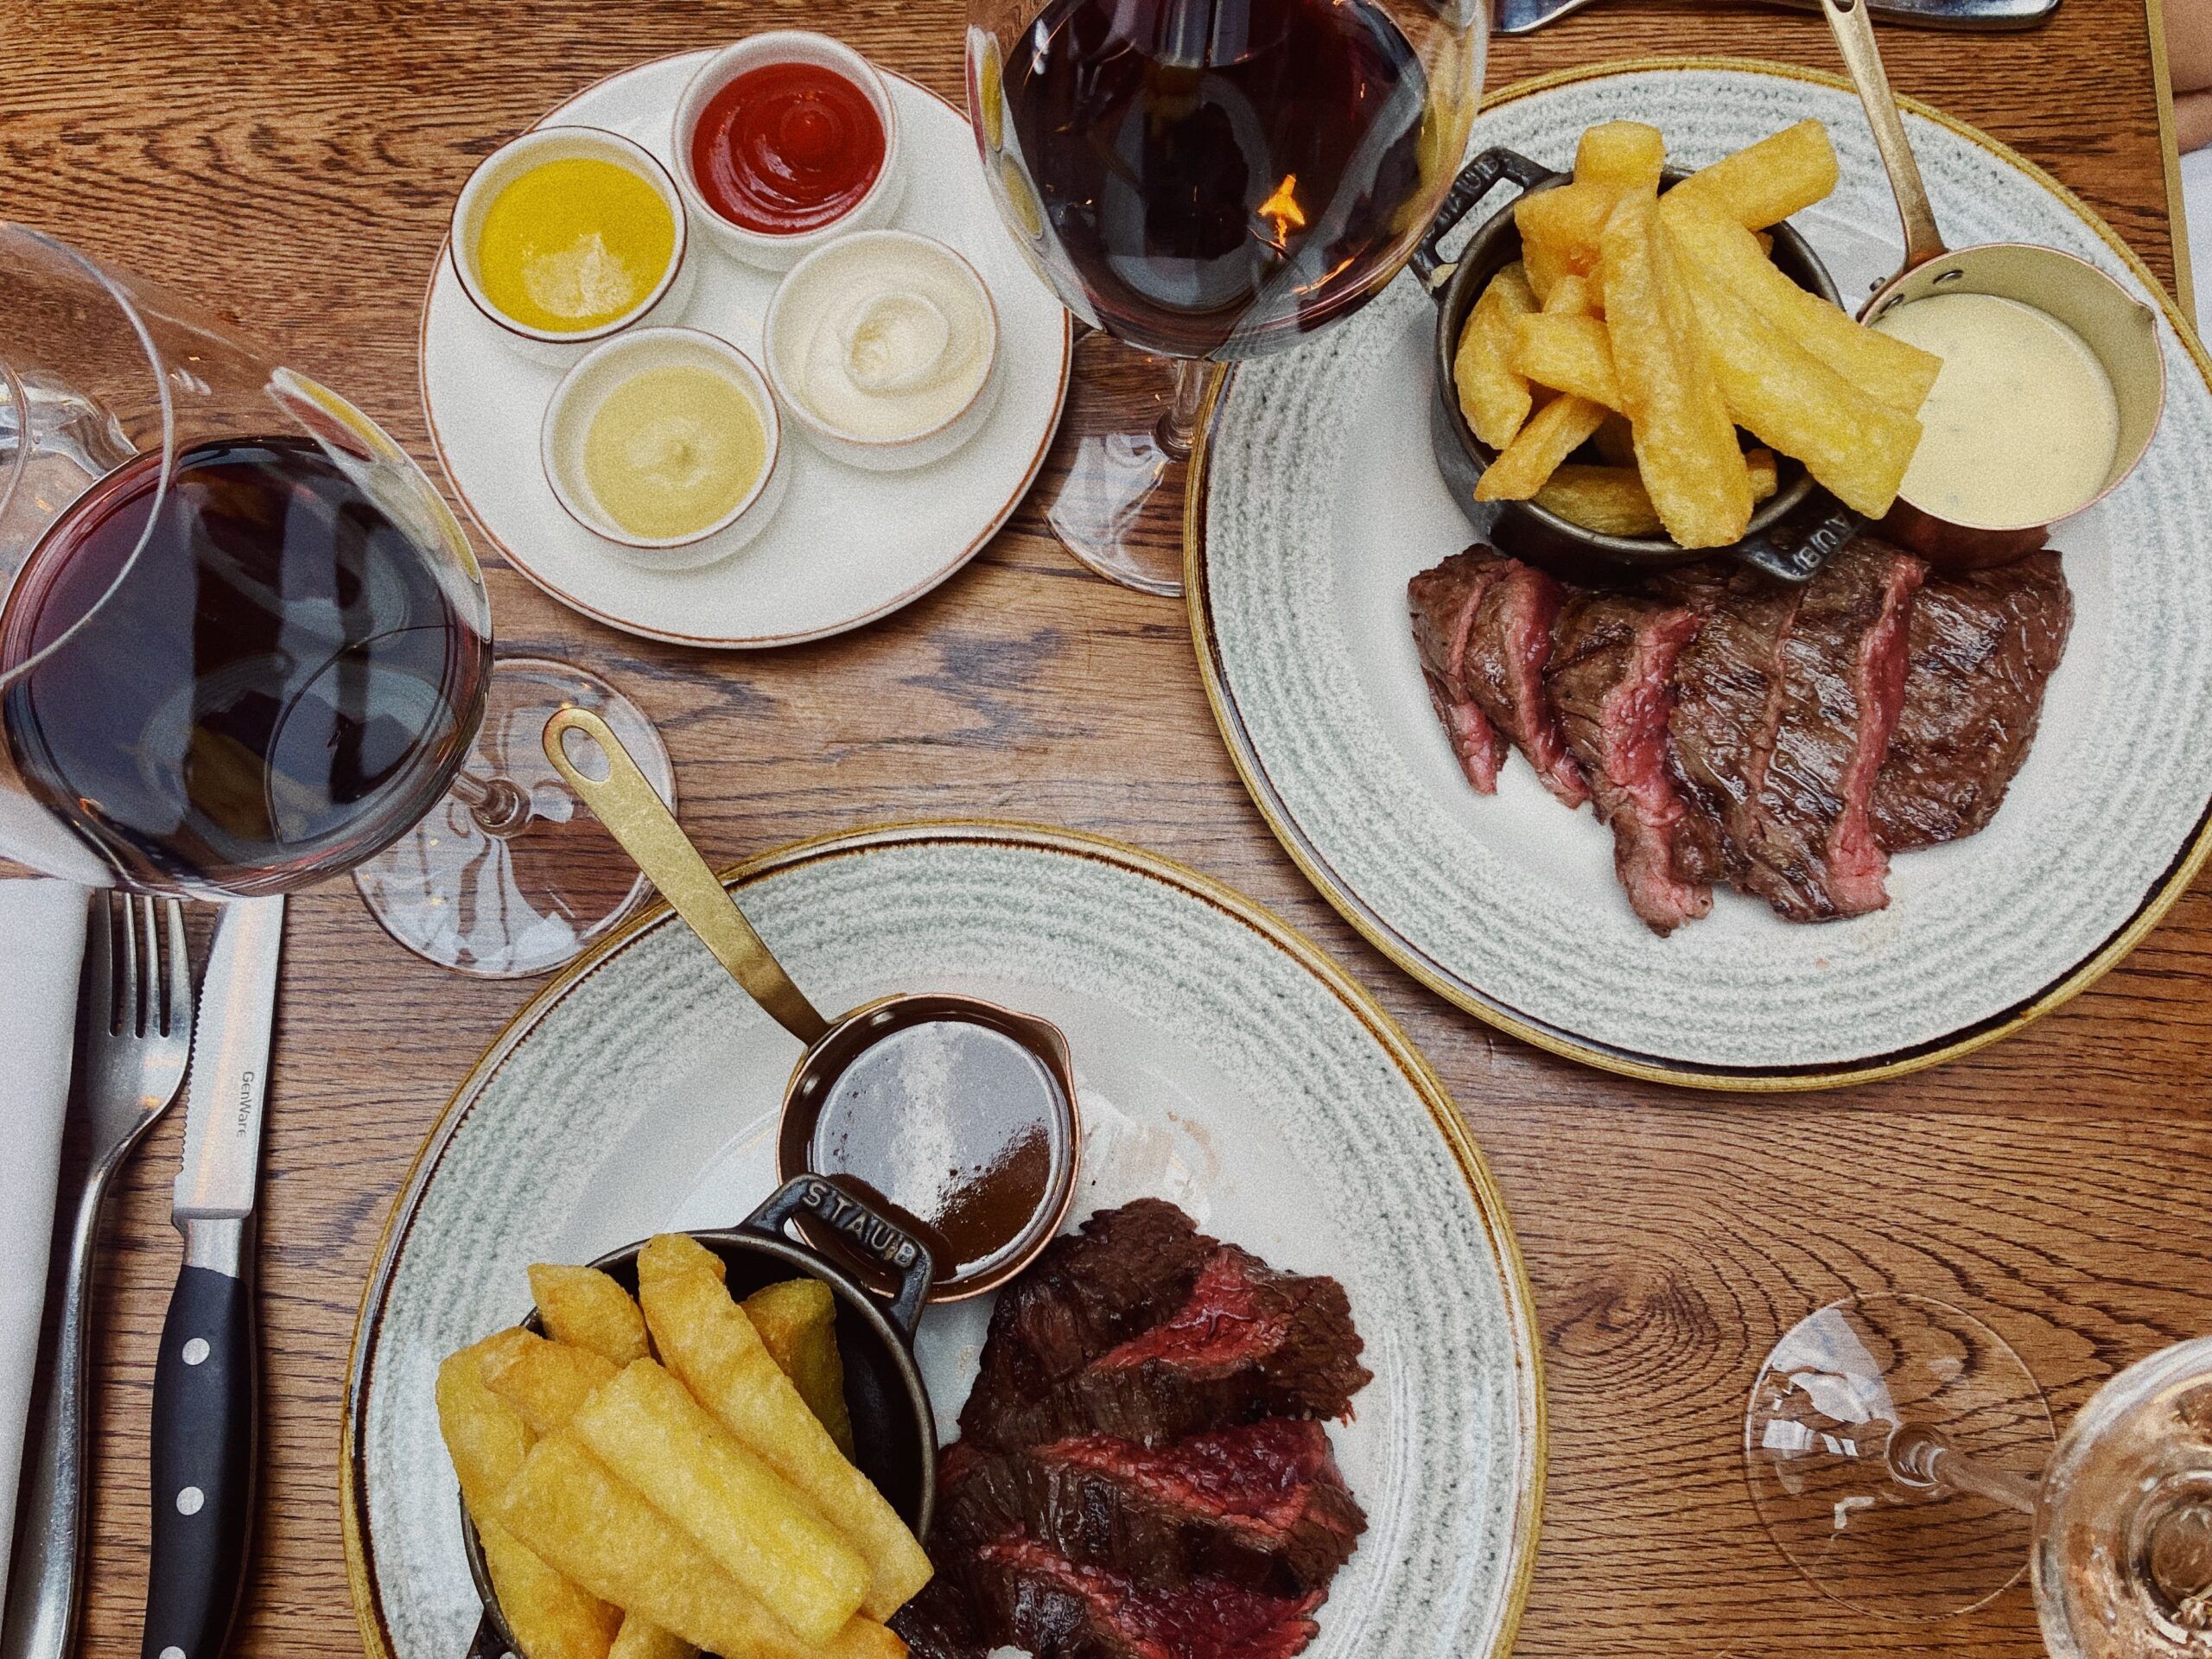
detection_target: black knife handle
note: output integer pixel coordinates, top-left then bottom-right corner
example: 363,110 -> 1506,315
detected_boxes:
142,1262 -> 256,1659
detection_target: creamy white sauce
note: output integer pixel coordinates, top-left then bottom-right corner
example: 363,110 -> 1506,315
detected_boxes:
779,239 -> 991,442
1873,292 -> 2119,529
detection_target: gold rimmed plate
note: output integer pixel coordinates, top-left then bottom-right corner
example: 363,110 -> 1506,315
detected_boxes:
341,822 -> 1543,1659
1187,58 -> 2212,1091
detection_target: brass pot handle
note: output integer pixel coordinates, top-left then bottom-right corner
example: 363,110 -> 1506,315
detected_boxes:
543,706 -> 830,1047
1821,0 -> 1949,272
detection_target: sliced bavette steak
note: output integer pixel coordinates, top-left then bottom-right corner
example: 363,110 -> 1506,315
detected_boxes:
960,1199 -> 1213,1443
1463,560 -> 1588,807
1655,562 -> 1803,889
938,1421 -> 1367,1594
890,1573 -> 989,1659
1408,550 -> 1510,793
966,1535 -> 1324,1659
1871,551 -> 2073,850
1731,539 -> 1924,920
981,1246 -> 1371,1452
1548,594 -> 1712,934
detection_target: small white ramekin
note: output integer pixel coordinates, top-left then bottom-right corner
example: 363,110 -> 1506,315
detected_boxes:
540,327 -> 786,569
671,32 -> 906,273
763,230 -> 1002,474
450,126 -> 696,367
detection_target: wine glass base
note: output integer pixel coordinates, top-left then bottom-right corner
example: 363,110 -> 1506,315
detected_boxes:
353,657 -> 671,978
1745,1293 -> 2054,1621
1041,331 -> 1196,598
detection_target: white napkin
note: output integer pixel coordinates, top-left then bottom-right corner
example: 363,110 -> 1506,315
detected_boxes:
0,880 -> 88,1614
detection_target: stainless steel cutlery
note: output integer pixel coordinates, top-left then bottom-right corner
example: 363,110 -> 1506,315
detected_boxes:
2,896 -> 193,1659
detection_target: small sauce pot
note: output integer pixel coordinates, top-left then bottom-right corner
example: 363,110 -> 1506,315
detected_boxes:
544,707 -> 1081,1303
458,1176 -> 938,1659
1417,147 -> 1845,585
1821,0 -> 2164,568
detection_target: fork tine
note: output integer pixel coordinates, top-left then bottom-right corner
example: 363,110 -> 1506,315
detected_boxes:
81,893 -> 115,1036
136,897 -> 160,1039
116,893 -> 139,1037
162,899 -> 190,1041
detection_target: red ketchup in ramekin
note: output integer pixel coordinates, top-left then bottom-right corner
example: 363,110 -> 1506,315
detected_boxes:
690,60 -> 887,236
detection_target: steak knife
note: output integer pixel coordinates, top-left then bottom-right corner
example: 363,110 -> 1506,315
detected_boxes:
143,896 -> 283,1659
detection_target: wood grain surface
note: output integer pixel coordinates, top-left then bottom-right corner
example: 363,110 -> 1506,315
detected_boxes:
5,1 -> 2209,1654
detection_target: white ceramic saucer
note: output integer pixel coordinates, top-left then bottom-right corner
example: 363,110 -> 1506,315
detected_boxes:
421,52 -> 1071,648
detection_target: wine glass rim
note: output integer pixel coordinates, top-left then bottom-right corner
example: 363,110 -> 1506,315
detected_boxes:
0,221 -> 177,695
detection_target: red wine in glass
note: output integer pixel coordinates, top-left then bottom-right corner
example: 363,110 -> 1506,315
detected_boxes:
1000,0 -> 1431,360
0,435 -> 491,895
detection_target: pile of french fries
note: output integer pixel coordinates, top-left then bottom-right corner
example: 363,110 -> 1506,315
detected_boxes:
437,1243 -> 931,1659
1453,118 -> 1943,549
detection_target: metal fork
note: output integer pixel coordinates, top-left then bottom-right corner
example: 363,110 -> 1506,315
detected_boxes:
0,895 -> 193,1659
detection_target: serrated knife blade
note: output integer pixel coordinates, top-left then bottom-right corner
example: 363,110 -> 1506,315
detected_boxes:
173,894 -> 284,1225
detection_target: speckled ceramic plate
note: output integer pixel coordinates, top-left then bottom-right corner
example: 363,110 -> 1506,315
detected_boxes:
1190,59 -> 2212,1091
421,53 -> 1071,648
341,823 -> 1541,1659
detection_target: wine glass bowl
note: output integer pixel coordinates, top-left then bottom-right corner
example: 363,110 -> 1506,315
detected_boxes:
963,0 -> 1485,593
0,223 -> 670,978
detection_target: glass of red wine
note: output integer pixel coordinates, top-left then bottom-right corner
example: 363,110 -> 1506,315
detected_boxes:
0,224 -> 674,976
966,0 -> 1486,594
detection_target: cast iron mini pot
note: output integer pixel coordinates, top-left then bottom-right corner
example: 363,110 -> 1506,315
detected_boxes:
459,1176 -> 938,1659
1417,147 -> 1851,585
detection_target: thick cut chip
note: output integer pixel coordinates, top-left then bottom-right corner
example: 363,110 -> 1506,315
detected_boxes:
1666,119 -> 1839,229
638,1234 -> 934,1621
1540,273 -> 1597,318
1473,394 -> 1609,500
1454,263 -> 1539,448
1535,450 -> 1777,537
437,1338 -> 620,1659
570,1360 -> 872,1646
1513,314 -> 1623,410
1679,258 -> 1923,517
1661,194 -> 1941,415
608,1616 -> 695,1659
1514,181 -> 1621,283
479,1518 -> 623,1659
482,1332 -> 620,1438
1600,188 -> 1753,548
1575,120 -> 1665,189
531,1265 -> 651,1367
745,1277 -> 855,1458
497,1436 -> 906,1659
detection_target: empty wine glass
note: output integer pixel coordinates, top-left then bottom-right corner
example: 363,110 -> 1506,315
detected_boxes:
965,0 -> 1487,594
0,223 -> 671,976
1747,1293 -> 2212,1654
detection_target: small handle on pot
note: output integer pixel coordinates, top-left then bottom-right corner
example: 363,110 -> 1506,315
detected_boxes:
743,1177 -> 937,1340
1821,0 -> 1949,271
544,707 -> 831,1047
1733,495 -> 1866,583
1411,148 -> 1560,295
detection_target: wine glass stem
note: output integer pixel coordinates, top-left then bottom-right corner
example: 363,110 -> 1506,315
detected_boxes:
449,768 -> 533,841
1156,359 -> 1211,461
1891,1423 -> 2042,1515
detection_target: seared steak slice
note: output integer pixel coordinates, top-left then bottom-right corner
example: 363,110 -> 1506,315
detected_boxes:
1735,539 -> 1924,919
966,1536 -> 1324,1659
889,1573 -> 989,1659
983,1247 -> 1371,1451
1872,552 -> 2072,850
1409,549 -> 1510,792
1656,563 -> 1803,887
961,1200 -> 1213,1444
938,1421 -> 1366,1593
1465,560 -> 1589,808
1548,594 -> 1712,934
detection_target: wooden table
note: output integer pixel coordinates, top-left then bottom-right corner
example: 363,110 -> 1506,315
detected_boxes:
9,2 -> 2212,1654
